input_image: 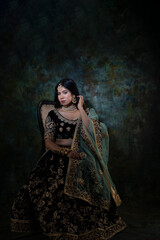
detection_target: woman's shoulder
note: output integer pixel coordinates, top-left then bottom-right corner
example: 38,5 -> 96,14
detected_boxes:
87,107 -> 99,120
86,107 -> 97,114
47,106 -> 58,118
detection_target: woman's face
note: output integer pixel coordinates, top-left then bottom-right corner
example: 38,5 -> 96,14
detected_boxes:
57,85 -> 73,106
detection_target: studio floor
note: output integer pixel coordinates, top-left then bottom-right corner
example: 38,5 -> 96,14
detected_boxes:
1,203 -> 160,240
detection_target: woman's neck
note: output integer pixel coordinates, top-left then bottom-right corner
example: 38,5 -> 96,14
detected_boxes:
61,104 -> 77,112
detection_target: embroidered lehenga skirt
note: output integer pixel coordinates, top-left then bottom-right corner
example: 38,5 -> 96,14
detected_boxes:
11,108 -> 126,239
11,151 -> 126,240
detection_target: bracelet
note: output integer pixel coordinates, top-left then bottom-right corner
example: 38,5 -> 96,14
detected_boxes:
60,147 -> 72,157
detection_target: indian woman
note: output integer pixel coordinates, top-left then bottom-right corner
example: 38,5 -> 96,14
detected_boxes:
11,78 -> 126,239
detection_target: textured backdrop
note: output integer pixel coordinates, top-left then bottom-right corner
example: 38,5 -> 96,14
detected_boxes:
0,0 -> 160,223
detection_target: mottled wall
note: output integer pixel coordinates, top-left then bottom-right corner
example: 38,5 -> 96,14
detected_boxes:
0,0 -> 160,211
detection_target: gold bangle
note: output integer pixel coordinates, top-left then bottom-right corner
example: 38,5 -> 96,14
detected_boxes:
60,147 -> 72,156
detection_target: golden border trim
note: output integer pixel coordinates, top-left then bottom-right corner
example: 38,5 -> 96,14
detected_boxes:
53,106 -> 79,124
10,218 -> 31,223
43,218 -> 126,239
90,119 -> 102,157
82,124 -> 99,158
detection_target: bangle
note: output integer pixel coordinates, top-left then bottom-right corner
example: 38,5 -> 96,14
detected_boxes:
60,147 -> 72,156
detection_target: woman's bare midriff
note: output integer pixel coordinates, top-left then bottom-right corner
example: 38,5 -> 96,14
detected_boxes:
55,138 -> 73,146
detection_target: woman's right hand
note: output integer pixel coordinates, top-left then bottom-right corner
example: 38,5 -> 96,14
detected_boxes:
67,150 -> 81,159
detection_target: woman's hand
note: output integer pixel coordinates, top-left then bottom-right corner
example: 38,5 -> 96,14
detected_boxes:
77,95 -> 84,110
67,150 -> 81,159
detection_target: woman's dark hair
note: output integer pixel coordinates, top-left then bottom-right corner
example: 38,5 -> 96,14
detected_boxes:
54,79 -> 80,108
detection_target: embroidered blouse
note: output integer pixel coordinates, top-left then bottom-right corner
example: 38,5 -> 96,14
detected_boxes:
44,108 -> 78,142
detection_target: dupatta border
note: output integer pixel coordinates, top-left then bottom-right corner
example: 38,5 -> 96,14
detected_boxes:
90,119 -> 103,156
64,117 -> 111,210
65,114 -> 122,207
81,119 -> 122,207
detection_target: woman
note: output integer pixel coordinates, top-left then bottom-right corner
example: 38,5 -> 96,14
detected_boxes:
11,79 -> 126,239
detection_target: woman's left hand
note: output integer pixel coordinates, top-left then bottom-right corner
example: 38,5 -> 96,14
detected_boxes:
77,95 -> 84,110
67,150 -> 81,160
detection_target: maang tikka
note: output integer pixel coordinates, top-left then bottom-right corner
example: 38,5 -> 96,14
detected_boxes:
57,83 -> 63,91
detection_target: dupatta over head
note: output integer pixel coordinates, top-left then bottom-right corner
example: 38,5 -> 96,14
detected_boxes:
64,108 -> 122,210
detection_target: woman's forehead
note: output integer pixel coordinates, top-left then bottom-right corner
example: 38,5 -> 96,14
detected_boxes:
57,85 -> 69,92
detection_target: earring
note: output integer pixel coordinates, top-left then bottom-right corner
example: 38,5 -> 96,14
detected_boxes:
72,95 -> 77,104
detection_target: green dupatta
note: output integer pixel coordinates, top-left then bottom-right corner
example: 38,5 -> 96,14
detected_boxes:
64,108 -> 122,210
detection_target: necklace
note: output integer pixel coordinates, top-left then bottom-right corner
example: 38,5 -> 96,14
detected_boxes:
61,104 -> 77,112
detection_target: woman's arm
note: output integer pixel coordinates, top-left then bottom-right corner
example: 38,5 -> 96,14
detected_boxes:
45,139 -> 81,159
77,96 -> 90,130
45,138 -> 61,152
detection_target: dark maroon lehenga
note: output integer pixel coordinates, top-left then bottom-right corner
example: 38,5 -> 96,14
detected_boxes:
11,109 -> 126,240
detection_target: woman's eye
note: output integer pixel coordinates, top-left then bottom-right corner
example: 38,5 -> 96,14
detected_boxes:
58,92 -> 61,95
63,91 -> 67,94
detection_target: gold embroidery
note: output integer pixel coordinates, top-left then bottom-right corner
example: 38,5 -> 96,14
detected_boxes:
111,186 -> 122,207
91,119 -> 102,156
11,218 -> 31,223
66,127 -> 71,131
68,118 -> 122,208
11,216 -> 126,238
44,114 -> 56,141
11,107 -> 126,237
53,106 -> 79,125
46,192 -> 49,197
77,178 -> 85,186
43,217 -> 126,240
59,127 -> 63,132
60,122 -> 64,126
10,218 -> 33,232
64,118 -> 111,210
81,125 -> 99,159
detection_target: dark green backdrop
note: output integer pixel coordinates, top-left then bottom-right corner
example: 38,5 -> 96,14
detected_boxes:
0,0 -> 160,232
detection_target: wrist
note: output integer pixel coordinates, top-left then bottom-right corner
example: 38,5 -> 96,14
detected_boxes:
78,106 -> 84,111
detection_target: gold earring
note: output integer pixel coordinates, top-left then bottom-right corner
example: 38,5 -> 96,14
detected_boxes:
72,95 -> 77,104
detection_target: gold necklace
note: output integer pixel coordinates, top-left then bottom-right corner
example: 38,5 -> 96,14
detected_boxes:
61,104 -> 77,112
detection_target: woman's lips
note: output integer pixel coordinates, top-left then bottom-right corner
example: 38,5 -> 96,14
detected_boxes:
61,100 -> 65,103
